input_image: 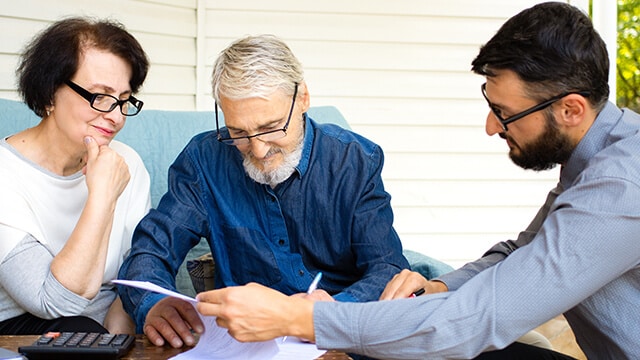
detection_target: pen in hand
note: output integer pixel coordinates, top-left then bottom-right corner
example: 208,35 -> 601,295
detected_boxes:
282,272 -> 323,343
307,272 -> 323,294
410,288 -> 425,298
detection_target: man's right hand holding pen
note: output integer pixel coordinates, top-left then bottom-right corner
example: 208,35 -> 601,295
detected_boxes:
379,269 -> 448,300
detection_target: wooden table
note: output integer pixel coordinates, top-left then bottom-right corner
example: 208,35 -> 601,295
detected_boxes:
0,335 -> 352,359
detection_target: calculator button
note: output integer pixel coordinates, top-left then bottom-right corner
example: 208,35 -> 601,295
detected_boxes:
65,332 -> 87,346
52,332 -> 74,346
79,332 -> 100,347
111,334 -> 129,347
98,333 -> 116,346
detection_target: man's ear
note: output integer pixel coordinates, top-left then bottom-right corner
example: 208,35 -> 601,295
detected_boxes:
557,93 -> 588,128
298,81 -> 311,112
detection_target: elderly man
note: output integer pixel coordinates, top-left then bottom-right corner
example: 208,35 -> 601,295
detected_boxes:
118,34 -> 412,348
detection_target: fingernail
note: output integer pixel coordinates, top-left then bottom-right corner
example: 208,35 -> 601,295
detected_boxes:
84,136 -> 92,144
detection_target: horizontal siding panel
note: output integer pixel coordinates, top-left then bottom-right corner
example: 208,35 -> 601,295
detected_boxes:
205,10 -> 502,45
393,206 -> 539,235
0,18 -> 46,54
0,92 -> 19,101
136,33 -> 196,66
308,69 -> 481,99
381,153 -> 560,181
354,125 -> 503,153
400,233 -> 512,269
385,179 -> 555,207
141,65 -> 196,96
1,1 -> 195,37
0,55 -> 18,90
309,97 -> 488,127
139,94 -> 196,111
205,0 -> 543,18
206,39 -> 480,73
139,0 -> 196,9
198,67 -> 482,100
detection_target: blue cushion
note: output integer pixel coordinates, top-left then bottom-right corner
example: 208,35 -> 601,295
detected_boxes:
0,98 -> 350,207
403,249 -> 454,279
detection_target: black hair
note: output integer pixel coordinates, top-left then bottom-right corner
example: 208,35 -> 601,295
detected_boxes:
16,16 -> 149,117
471,2 -> 609,110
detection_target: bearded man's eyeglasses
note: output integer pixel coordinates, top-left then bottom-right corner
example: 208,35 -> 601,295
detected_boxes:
481,83 -> 589,131
216,83 -> 299,146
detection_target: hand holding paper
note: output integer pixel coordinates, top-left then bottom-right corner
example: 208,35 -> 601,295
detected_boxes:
195,283 -> 317,343
112,279 -> 196,303
113,279 -> 324,359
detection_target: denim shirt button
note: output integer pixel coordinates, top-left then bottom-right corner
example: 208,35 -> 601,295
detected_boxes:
278,239 -> 285,246
298,270 -> 304,276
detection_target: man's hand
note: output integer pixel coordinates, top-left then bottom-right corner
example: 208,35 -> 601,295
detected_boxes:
380,269 -> 449,300
144,297 -> 204,348
293,289 -> 334,302
196,283 -> 315,343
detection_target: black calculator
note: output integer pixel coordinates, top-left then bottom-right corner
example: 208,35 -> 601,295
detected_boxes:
18,331 -> 135,359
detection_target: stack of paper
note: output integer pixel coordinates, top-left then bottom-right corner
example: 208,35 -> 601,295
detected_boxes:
112,280 -> 325,360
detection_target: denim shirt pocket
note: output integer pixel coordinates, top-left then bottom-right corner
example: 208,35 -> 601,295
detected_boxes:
221,224 -> 282,286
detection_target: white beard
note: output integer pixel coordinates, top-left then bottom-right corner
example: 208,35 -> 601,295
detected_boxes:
242,136 -> 304,188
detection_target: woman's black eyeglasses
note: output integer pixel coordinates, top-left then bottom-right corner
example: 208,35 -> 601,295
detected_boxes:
65,80 -> 143,116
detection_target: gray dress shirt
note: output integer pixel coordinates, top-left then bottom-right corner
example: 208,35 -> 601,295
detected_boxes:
313,102 -> 640,359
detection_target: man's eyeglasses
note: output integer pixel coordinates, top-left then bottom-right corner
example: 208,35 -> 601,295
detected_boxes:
216,83 -> 299,146
65,80 -> 143,116
481,83 -> 589,131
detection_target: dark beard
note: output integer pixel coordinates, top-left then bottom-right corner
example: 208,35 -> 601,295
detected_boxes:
508,112 -> 575,171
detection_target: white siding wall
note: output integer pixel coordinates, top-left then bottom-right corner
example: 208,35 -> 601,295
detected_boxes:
1,0 -> 565,268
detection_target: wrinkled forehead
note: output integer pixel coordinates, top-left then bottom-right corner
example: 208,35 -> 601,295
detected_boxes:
219,92 -> 292,129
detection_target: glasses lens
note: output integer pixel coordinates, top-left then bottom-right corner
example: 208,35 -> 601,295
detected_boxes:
256,130 -> 286,143
221,138 -> 249,146
91,94 -> 119,112
122,100 -> 142,116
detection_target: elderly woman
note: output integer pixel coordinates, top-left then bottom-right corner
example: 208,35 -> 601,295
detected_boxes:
0,17 -> 150,335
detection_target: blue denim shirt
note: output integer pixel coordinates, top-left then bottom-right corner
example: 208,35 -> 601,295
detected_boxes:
119,115 -> 409,330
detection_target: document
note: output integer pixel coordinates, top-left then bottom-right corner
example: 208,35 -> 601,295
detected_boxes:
0,347 -> 24,360
112,279 -> 325,360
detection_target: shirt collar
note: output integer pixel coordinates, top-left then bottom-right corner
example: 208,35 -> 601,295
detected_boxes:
293,113 -> 314,177
560,101 -> 622,187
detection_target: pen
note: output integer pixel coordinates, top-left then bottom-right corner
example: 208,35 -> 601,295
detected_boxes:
410,288 -> 425,298
307,272 -> 323,294
282,272 -> 323,343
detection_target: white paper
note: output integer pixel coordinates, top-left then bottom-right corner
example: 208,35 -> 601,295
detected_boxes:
113,279 -> 326,359
0,347 -> 24,360
274,338 -> 326,360
111,279 -> 196,303
170,314 -> 279,360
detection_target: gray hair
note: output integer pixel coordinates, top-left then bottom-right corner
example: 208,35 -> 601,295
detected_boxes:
211,34 -> 304,102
